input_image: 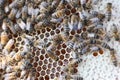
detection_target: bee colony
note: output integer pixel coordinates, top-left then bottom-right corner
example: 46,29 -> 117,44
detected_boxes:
0,0 -> 120,80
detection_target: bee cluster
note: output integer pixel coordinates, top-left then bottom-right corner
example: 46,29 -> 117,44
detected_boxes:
0,0 -> 119,80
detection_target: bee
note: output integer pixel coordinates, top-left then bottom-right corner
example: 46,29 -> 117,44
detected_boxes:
4,5 -> 10,13
102,33 -> 111,42
47,49 -> 59,61
50,18 -> 63,23
57,0 -> 67,10
97,13 -> 105,21
93,28 -> 105,35
28,3 -> 34,15
80,0 -> 87,10
81,31 -> 88,40
71,75 -> 84,80
17,19 -> 26,31
2,19 -> 8,31
8,8 -> 17,20
16,10 -> 22,19
66,41 -> 75,50
4,39 -> 14,52
26,18 -> 33,32
89,17 -> 100,25
110,49 -> 117,66
101,42 -> 111,50
1,56 -> 7,69
89,10 -> 98,17
74,58 -> 83,64
106,3 -> 112,21
88,39 -> 102,45
89,46 -> 101,52
9,0 -> 17,9
14,24 -> 22,33
7,21 -> 16,34
86,0 -> 92,10
1,31 -> 9,46
21,6 -> 28,20
52,9 -> 65,18
71,14 -> 79,30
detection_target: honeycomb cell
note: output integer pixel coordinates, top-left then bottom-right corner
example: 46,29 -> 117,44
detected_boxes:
15,42 -> 20,47
57,44 -> 61,50
45,54 -> 49,58
71,8 -> 76,13
48,63 -> 52,69
35,36 -> 39,40
58,60 -> 63,66
66,4 -> 72,9
8,34 -> 12,39
41,70 -> 46,76
40,34 -> 44,39
65,54 -> 70,58
50,31 -> 55,35
41,49 -> 45,54
77,29 -> 81,34
53,62 -> 57,67
61,49 -> 66,54
17,36 -> 22,41
93,52 -> 98,57
14,48 -> 18,52
66,48 -> 71,53
64,59 -> 69,65
56,72 -> 60,77
99,49 -> 104,55
33,62 -> 38,67
55,29 -> 60,34
57,67 -> 61,72
34,56 -> 39,62
83,27 -> 87,31
36,30 -> 41,34
62,43 -> 67,48
40,55 -> 44,60
46,69 -> 50,74
42,65 -> 47,70
38,61 -> 43,66
55,50 -> 60,56
35,77 -> 38,80
41,28 -> 46,33
44,59 -> 48,64
45,75 -> 49,80
71,30 -> 75,35
45,33 -> 50,37
51,68 -> 56,73
50,74 -> 55,79
46,27 -> 51,32
39,77 -> 44,80
36,50 -> 40,56
30,58 -> 34,63
65,9 -> 71,15
21,40 -> 25,45
49,58 -> 53,63
60,55 -> 64,60
69,36 -> 73,40
37,66 -> 41,71
36,72 -> 40,77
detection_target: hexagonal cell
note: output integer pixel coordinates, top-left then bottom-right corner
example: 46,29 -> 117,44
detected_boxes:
55,29 -> 60,34
61,49 -> 66,54
50,73 -> 55,79
60,55 -> 64,60
46,69 -> 50,74
57,44 -> 62,50
40,55 -> 44,60
70,30 -> 76,35
62,43 -> 67,48
44,59 -> 48,64
93,52 -> 98,57
57,66 -> 61,72
39,77 -> 44,80
41,49 -> 46,54
48,63 -> 52,69
38,61 -> 43,66
65,53 -> 70,59
99,49 -> 104,55
71,8 -> 76,13
33,62 -> 38,67
42,65 -> 47,70
37,66 -> 41,71
58,60 -> 63,66
53,62 -> 57,67
41,70 -> 46,76
41,28 -> 46,33
51,68 -> 56,73
50,30 -> 55,35
55,50 -> 61,56
36,72 -> 40,77
46,27 -> 51,32
34,56 -> 39,62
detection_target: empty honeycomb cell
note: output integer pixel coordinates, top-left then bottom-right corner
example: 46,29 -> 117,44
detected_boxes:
57,66 -> 61,72
44,59 -> 48,64
83,27 -> 87,31
35,36 -> 39,40
56,72 -> 60,77
21,41 -> 25,45
41,28 -> 46,33
71,30 -> 76,35
36,30 -> 41,34
15,43 -> 19,47
49,58 -> 53,63
42,65 -> 47,70
36,50 -> 40,56
17,36 -> 22,41
71,8 -> 76,13
66,48 -> 71,53
40,55 -> 44,60
41,70 -> 45,76
37,66 -> 41,71
61,49 -> 66,54
57,44 -> 61,50
45,75 -> 49,80
46,69 -> 50,74
14,48 -> 18,52
50,31 -> 55,35
65,53 -> 70,58
34,56 -> 39,62
58,60 -> 63,66
48,63 -> 52,69
55,29 -> 60,34
41,49 -> 45,54
51,68 -> 56,73
36,72 -> 40,77
77,29 -> 81,34
60,55 -> 64,60
99,49 -> 104,55
50,74 -> 55,79
73,68 -> 78,74
55,50 -> 60,56
38,61 -> 43,66
69,36 -> 73,40
93,52 -> 98,57
45,33 -> 50,37
40,34 -> 44,39
46,27 -> 51,32
35,77 -> 38,80
62,43 -> 67,48
39,77 -> 44,80
33,62 -> 38,67
64,59 -> 69,64
53,62 -> 57,67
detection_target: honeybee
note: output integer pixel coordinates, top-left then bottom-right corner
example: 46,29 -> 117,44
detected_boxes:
52,9 -> 65,18
1,31 -> 9,46
73,76 -> 84,80
28,3 -> 34,15
9,0 -> 17,9
106,3 -> 112,21
4,39 -> 14,52
66,41 -> 75,50
7,21 -> 16,34
93,28 -> 105,35
47,49 -> 59,61
81,31 -> 88,40
8,8 -> 17,20
74,58 -> 83,64
102,33 -> 112,42
110,49 -> 117,66
86,0 -> 92,10
101,42 -> 111,50
88,39 -> 102,45
16,10 -> 21,19
17,19 -> 26,31
21,6 -> 28,20
89,17 -> 100,25
14,24 -> 22,33
26,18 -> 33,32
57,0 -> 67,10
71,14 -> 79,30
80,0 -> 87,10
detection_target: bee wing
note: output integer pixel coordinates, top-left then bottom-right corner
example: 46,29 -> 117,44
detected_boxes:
78,22 -> 83,29
68,22 -> 73,30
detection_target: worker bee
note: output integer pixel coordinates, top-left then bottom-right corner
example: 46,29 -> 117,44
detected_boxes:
7,21 -> 16,34
86,0 -> 92,10
93,28 -> 105,35
80,0 -> 87,10
14,24 -> 22,33
88,39 -> 102,45
89,46 -> 101,52
52,9 -> 65,18
15,10 -> 21,19
3,72 -> 19,80
71,14 -> 79,30
110,49 -> 117,66
89,17 -> 100,25
66,41 -> 75,50
2,19 -> 8,31
56,0 -> 67,10
81,31 -> 88,40
74,58 -> 83,64
9,0 -> 17,9
1,31 -> 9,46
26,18 -> 33,32
17,19 -> 26,31
21,6 -> 28,20
101,42 -> 111,50
8,8 -> 17,20
71,75 -> 84,80
47,49 -> 59,61
4,39 -> 14,52
28,3 -> 34,15
106,3 -> 112,21
102,33 -> 112,42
